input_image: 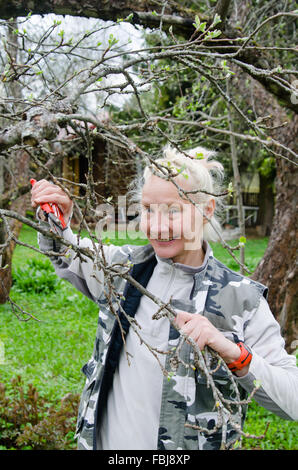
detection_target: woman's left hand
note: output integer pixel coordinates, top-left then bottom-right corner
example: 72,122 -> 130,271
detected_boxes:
175,311 -> 241,366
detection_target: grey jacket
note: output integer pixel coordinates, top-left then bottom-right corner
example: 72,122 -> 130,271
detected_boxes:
38,224 -> 298,450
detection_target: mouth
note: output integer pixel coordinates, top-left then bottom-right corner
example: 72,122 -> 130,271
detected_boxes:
154,237 -> 178,244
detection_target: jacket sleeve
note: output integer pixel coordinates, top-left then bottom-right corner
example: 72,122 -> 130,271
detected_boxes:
235,296 -> 298,420
37,220 -> 125,304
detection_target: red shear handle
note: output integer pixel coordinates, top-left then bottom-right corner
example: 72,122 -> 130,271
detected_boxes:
30,178 -> 67,229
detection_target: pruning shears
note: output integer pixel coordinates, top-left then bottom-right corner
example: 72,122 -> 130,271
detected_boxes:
30,178 -> 67,234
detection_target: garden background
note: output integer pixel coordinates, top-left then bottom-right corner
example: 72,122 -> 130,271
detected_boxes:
0,0 -> 297,451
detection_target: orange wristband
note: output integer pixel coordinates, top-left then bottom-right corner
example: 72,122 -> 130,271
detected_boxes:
227,342 -> 252,372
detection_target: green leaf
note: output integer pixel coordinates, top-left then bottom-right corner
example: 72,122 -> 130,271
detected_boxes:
193,15 -> 201,30
212,13 -> 222,26
195,152 -> 204,159
175,164 -> 186,174
205,29 -> 221,39
239,236 -> 247,244
199,21 -> 207,32
125,13 -> 134,22
108,34 -> 119,47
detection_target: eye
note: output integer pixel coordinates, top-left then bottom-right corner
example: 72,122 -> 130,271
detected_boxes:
169,206 -> 181,214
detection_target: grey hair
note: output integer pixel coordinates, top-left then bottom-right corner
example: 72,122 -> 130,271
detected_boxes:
127,145 -> 225,242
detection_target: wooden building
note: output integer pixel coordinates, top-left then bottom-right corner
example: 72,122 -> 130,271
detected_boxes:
57,124 -> 140,223
225,172 -> 260,228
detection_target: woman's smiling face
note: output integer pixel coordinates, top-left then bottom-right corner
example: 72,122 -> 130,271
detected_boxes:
140,174 -> 214,266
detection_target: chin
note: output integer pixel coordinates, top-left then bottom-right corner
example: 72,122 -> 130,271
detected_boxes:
150,239 -> 183,259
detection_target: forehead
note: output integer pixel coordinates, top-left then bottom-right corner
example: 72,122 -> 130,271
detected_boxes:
141,174 -> 191,204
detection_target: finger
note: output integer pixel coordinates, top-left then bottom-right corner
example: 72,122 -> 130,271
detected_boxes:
31,180 -> 53,201
33,194 -> 70,213
32,187 -> 62,201
32,194 -> 73,222
31,186 -> 52,206
31,179 -> 49,194
175,311 -> 193,328
180,323 -> 206,350
31,181 -> 59,196
180,319 -> 197,337
31,185 -> 66,205
191,327 -> 205,350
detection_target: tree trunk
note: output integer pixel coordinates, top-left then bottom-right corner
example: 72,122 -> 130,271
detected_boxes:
252,115 -> 298,351
0,20 -> 25,304
256,172 -> 275,237
227,79 -> 246,273
0,150 -> 30,303
0,222 -> 12,303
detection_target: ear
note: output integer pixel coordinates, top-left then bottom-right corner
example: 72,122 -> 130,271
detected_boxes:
203,198 -> 215,224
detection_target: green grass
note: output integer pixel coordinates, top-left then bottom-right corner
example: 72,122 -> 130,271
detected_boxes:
0,226 -> 99,401
242,401 -> 298,450
211,237 -> 269,274
0,225 -> 297,450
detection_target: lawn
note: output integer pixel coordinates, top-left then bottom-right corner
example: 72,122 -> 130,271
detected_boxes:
0,225 -> 297,450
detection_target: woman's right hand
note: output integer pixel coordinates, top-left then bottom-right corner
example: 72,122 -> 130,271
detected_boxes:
31,179 -> 73,225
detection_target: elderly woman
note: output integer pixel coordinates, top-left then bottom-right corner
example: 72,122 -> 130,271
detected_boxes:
31,146 -> 298,451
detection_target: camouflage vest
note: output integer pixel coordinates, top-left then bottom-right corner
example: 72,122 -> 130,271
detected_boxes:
75,243 -> 267,450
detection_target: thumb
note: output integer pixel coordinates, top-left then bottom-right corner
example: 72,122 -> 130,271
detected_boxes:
174,311 -> 193,328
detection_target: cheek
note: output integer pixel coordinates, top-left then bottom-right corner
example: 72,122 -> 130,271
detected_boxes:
179,211 -> 193,237
139,213 -> 149,234
180,208 -> 203,238
171,216 -> 183,236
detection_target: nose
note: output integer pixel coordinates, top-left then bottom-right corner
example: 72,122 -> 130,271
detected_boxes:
149,210 -> 170,239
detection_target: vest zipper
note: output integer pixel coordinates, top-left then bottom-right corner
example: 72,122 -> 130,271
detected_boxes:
93,254 -> 158,449
151,264 -> 176,337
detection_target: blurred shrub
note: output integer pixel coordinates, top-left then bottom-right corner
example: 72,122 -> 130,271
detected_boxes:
0,376 -> 79,450
12,258 -> 61,294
